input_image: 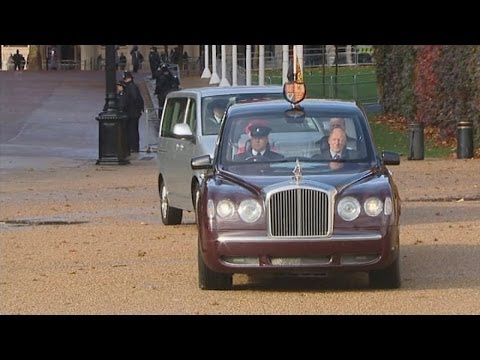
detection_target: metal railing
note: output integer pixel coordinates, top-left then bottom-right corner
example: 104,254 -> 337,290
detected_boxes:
265,73 -> 378,103
144,107 -> 160,153
26,46 -> 374,73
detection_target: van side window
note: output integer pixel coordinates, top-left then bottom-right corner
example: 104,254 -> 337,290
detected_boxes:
160,98 -> 188,138
186,99 -> 197,134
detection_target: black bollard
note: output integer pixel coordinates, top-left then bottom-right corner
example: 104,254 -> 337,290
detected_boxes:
457,121 -> 474,159
408,122 -> 424,160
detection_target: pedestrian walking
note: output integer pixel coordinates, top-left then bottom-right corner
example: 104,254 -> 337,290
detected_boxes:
12,50 -> 22,71
119,53 -> 127,70
130,45 -> 143,73
153,63 -> 178,116
148,46 -> 161,79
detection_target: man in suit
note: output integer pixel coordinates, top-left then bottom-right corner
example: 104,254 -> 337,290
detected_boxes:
312,127 -> 357,168
317,117 -> 358,152
234,125 -> 284,162
204,98 -> 229,134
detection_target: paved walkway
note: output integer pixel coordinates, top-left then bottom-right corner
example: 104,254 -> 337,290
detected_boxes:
0,70 -> 210,172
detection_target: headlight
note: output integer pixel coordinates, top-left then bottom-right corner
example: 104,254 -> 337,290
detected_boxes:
364,197 -> 383,217
216,199 -> 235,218
337,196 -> 361,221
384,197 -> 393,215
238,199 -> 262,223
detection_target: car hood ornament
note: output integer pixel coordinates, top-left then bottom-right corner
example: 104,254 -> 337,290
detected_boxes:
292,159 -> 303,185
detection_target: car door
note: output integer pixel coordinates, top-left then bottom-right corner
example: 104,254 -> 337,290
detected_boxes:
157,96 -> 189,209
169,97 -> 197,210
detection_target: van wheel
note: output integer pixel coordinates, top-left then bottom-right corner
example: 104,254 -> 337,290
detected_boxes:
369,256 -> 401,289
198,244 -> 232,290
159,179 -> 182,225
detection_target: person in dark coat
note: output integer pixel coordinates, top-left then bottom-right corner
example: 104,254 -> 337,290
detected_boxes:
115,80 -> 129,154
154,63 -> 176,113
123,71 -> 144,152
119,53 -> 127,71
234,125 -> 283,162
204,98 -> 229,134
312,127 -> 358,169
316,117 -> 358,152
148,46 -> 161,79
130,45 -> 143,73
12,50 -> 22,71
20,54 -> 26,70
313,127 -> 356,160
116,80 -> 128,113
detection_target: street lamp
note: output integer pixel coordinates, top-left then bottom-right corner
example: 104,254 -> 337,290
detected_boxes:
96,44 -> 129,165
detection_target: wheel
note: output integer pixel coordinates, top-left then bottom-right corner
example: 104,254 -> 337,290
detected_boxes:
369,256 -> 401,289
159,178 -> 182,225
198,244 -> 232,290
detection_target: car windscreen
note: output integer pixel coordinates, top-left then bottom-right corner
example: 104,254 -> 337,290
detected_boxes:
218,109 -> 375,175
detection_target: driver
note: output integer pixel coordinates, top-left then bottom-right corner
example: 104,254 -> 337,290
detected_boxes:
234,125 -> 283,161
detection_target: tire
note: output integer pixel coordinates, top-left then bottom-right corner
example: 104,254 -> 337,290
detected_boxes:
369,256 -> 401,289
159,178 -> 182,225
198,244 -> 232,290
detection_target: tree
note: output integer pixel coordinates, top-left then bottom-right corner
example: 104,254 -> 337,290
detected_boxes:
26,45 -> 44,71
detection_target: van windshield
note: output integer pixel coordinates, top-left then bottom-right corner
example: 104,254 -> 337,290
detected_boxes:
202,93 -> 284,135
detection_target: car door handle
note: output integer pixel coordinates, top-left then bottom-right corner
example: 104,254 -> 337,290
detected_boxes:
176,144 -> 184,150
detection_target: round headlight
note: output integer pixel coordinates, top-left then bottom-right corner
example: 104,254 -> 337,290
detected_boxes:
364,197 -> 383,217
337,196 -> 361,221
216,199 -> 235,218
384,196 -> 393,215
238,199 -> 262,223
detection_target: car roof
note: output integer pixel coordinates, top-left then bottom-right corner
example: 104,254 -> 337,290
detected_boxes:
227,98 -> 360,115
166,85 -> 284,98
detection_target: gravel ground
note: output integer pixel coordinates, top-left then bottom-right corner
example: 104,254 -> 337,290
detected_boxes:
1,157 -> 479,314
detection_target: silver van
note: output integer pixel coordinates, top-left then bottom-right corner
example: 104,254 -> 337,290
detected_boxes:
157,86 -> 284,225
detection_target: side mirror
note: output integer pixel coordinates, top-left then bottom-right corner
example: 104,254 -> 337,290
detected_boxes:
172,123 -> 194,141
382,151 -> 400,165
191,155 -> 212,170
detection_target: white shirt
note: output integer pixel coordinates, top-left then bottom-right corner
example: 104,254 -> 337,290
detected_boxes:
213,114 -> 222,124
330,151 -> 341,159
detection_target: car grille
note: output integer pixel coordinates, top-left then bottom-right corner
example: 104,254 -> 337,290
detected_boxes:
268,188 -> 330,237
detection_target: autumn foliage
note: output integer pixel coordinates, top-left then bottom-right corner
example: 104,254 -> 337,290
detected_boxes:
374,45 -> 480,157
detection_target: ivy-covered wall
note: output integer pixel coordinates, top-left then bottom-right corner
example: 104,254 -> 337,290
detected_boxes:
374,45 -> 480,150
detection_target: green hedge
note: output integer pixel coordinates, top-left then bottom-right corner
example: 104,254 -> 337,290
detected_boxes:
374,45 -> 480,150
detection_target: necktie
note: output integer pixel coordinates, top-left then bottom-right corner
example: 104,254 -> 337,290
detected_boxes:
334,154 -> 340,160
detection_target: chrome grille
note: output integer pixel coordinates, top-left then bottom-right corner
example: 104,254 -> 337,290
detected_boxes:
268,188 -> 330,237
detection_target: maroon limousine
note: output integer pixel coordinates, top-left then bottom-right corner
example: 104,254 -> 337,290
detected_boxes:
191,91 -> 401,290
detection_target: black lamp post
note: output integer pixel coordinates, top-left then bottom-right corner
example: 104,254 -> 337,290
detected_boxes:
96,44 -> 129,165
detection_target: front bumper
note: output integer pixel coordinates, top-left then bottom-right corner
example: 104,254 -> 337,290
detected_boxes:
200,226 -> 400,274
